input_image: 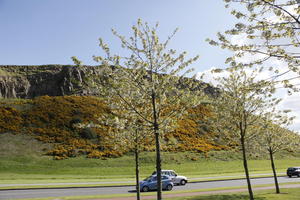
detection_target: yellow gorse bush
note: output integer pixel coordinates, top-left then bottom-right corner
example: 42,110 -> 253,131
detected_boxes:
0,96 -> 224,159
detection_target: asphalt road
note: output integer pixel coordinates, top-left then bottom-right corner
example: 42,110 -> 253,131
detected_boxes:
1,177 -> 300,200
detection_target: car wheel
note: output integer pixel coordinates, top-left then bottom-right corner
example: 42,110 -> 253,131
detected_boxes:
166,184 -> 173,191
288,175 -> 292,178
180,179 -> 187,185
142,186 -> 149,192
297,174 -> 300,177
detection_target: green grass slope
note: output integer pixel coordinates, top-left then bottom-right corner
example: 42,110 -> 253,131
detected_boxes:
1,133 -> 300,185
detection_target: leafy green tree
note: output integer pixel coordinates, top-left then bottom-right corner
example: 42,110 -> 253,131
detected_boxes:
207,0 -> 300,92
258,114 -> 296,193
127,119 -> 151,199
112,100 -> 152,200
210,66 -> 279,200
102,109 -> 150,200
206,2 -> 300,196
74,19 -> 202,200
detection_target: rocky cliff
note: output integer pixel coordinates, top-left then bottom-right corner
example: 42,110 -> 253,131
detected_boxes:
0,65 -> 217,99
0,65 -> 108,98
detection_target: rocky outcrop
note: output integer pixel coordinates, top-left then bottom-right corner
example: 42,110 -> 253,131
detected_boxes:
0,65 -> 218,99
0,76 -> 30,98
0,65 -> 106,99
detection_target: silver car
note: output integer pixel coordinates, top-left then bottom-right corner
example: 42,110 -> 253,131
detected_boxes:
139,175 -> 173,192
152,170 -> 188,185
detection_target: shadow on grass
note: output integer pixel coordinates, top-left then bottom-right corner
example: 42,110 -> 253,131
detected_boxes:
184,194 -> 266,200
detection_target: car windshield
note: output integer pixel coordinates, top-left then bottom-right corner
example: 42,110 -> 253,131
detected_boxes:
143,176 -> 152,181
143,176 -> 158,182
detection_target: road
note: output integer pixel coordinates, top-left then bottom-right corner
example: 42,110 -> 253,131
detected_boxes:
1,177 -> 300,200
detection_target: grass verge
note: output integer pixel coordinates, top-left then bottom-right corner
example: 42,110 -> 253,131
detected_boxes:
1,152 -> 299,182
166,187 -> 300,200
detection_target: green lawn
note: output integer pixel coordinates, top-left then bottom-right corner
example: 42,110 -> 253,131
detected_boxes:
167,188 -> 300,200
14,186 -> 300,200
0,151 -> 299,184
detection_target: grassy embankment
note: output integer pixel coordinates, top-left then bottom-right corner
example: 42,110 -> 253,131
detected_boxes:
1,133 -> 300,188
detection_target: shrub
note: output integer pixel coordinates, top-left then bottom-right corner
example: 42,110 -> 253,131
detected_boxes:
69,117 -> 83,128
87,150 -> 104,159
79,128 -> 97,139
0,107 -> 22,133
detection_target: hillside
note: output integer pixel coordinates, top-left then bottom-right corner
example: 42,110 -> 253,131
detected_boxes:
0,65 -> 224,159
0,96 -> 223,159
0,65 -> 299,162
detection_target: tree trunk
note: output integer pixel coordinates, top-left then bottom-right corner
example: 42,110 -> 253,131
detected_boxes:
152,89 -> 162,200
269,149 -> 280,194
241,136 -> 254,200
154,124 -> 162,200
135,130 -> 141,200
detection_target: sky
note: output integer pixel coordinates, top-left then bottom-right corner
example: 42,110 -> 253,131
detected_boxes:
0,0 -> 299,132
0,0 -> 234,67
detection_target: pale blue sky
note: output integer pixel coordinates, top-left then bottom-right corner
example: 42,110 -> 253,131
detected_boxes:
0,0 -> 236,73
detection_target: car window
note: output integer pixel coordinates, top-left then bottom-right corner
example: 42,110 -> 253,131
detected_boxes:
152,176 -> 157,181
171,172 -> 176,176
144,176 -> 152,181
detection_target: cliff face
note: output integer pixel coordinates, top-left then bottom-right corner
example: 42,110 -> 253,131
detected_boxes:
0,65 -> 218,99
0,65 -> 106,98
